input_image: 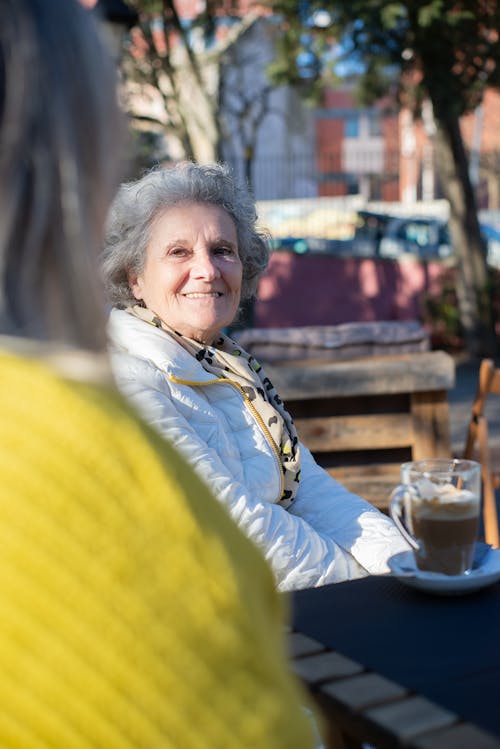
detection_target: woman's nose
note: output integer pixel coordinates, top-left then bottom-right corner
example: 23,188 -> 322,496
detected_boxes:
191,250 -> 221,279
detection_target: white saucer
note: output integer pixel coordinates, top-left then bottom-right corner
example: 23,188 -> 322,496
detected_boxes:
388,548 -> 500,595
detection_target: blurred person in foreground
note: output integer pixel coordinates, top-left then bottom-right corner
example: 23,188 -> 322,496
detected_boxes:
103,163 -> 410,592
0,1 -> 317,747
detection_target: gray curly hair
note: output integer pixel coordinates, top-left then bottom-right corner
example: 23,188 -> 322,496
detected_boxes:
102,162 -> 270,307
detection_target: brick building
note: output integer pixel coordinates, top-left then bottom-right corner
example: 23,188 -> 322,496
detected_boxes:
315,87 -> 400,201
399,89 -> 500,209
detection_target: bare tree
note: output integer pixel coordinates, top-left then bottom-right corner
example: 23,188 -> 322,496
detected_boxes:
122,0 -> 265,166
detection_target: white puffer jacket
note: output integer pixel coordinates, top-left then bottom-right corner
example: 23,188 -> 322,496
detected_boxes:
108,309 -> 409,591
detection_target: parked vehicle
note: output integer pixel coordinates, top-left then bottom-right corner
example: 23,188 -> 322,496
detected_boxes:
352,210 -> 395,256
378,216 -> 452,260
268,210 -> 500,268
376,215 -> 500,268
480,223 -> 500,269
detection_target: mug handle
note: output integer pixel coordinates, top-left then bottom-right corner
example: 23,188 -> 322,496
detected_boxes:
389,484 -> 419,550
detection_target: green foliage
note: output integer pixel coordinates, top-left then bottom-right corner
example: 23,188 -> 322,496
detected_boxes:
422,267 -> 500,353
128,0 -> 164,14
355,59 -> 396,106
267,32 -> 303,87
417,1 -> 444,27
269,0 -> 500,120
380,4 -> 406,29
421,277 -> 464,352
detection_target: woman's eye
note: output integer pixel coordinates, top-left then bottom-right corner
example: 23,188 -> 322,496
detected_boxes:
168,247 -> 188,258
214,246 -> 235,256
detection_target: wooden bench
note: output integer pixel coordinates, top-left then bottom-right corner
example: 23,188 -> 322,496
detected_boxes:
265,350 -> 455,511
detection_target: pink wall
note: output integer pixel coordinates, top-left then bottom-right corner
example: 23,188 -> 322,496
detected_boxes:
254,253 -> 449,328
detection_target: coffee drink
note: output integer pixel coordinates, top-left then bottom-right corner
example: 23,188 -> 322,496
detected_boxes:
409,482 -> 479,575
390,460 -> 481,576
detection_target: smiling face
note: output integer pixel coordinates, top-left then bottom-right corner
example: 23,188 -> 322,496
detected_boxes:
129,202 -> 243,344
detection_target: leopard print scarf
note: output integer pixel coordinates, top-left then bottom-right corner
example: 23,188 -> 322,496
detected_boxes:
127,306 -> 301,508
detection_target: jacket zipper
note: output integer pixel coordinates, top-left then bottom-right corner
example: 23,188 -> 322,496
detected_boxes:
169,373 -> 285,501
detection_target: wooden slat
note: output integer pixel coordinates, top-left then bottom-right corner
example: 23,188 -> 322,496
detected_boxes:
286,392 -> 410,419
266,351 -> 455,401
305,675 -> 462,749
411,391 -> 451,459
322,471 -> 399,510
292,652 -> 364,684
327,462 -> 402,479
311,673 -> 409,749
288,632 -> 325,658
312,691 -> 378,749
364,695 -> 457,741
294,413 -> 414,452
321,673 -> 408,711
410,722 -> 500,749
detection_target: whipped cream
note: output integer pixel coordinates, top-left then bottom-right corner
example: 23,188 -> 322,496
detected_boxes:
412,477 -> 479,518
416,477 -> 476,503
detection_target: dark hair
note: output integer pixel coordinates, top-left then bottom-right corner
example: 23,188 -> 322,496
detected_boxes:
0,0 -> 123,350
102,162 -> 270,308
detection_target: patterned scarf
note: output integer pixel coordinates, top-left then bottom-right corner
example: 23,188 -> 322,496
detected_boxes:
127,306 -> 301,508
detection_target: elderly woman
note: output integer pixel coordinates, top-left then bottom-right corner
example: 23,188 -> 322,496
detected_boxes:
103,162 -> 409,591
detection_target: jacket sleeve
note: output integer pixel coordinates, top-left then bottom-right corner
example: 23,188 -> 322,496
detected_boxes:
111,356 -> 375,591
290,445 -> 411,575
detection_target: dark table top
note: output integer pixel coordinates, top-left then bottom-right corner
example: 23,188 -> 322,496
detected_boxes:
292,574 -> 500,738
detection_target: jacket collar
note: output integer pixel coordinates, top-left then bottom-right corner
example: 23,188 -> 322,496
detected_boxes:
108,308 -> 218,383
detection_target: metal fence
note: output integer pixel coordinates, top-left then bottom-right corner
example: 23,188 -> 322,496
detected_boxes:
225,151 -> 401,202
225,149 -> 500,210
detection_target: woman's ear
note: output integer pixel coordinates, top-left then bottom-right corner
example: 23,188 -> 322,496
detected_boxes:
127,271 -> 143,301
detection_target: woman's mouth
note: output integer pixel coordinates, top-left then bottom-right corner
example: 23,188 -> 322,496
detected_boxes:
183,292 -> 223,299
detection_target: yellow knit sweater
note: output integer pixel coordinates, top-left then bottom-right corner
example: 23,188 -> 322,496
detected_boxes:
0,348 -> 315,749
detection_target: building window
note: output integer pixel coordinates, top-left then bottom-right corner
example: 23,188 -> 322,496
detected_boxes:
344,114 -> 359,138
368,112 -> 382,137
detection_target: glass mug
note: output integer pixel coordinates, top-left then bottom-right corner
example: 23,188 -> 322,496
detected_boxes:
390,459 -> 481,575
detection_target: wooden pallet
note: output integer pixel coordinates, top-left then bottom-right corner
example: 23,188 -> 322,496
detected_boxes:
266,351 -> 455,511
